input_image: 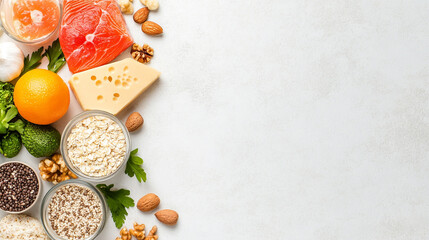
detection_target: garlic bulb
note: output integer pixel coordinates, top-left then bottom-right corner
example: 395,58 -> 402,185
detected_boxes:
0,42 -> 24,82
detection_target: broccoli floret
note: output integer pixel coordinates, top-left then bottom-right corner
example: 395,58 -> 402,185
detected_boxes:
0,82 -> 19,135
22,122 -> 60,158
0,105 -> 19,135
0,82 -> 14,107
0,132 -> 22,158
8,119 -> 25,134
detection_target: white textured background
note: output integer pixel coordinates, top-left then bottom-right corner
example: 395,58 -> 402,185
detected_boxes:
1,0 -> 429,239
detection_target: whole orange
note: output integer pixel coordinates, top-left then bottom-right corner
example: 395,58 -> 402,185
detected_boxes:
14,69 -> 70,125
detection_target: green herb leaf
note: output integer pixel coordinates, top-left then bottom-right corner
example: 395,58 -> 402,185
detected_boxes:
21,47 -> 44,77
44,39 -> 66,73
125,148 -> 147,183
96,184 -> 135,229
130,148 -> 138,155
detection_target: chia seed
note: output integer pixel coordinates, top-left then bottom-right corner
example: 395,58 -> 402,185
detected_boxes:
0,162 -> 39,212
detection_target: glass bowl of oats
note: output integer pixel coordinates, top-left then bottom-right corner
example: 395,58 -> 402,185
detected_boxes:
61,110 -> 131,181
40,179 -> 107,240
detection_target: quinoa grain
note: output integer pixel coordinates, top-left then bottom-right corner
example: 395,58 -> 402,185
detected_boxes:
48,184 -> 103,239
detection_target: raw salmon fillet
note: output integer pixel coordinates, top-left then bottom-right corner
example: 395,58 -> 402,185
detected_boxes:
59,0 -> 133,73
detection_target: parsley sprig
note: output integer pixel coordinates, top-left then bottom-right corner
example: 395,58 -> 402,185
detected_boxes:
44,39 -> 66,73
97,150 -> 147,228
96,184 -> 135,229
125,148 -> 147,183
20,39 -> 66,77
20,47 -> 44,77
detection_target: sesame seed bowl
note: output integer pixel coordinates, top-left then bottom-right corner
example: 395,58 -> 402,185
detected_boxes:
0,161 -> 42,214
60,110 -> 131,182
40,179 -> 107,240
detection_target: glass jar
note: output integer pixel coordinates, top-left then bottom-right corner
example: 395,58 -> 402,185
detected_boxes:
0,161 -> 41,214
40,179 -> 107,240
61,110 -> 131,182
0,0 -> 62,44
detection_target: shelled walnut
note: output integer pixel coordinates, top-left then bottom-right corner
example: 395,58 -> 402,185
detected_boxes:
116,223 -> 158,240
39,154 -> 77,184
131,43 -> 154,63
116,227 -> 132,240
130,223 -> 145,240
140,0 -> 159,10
118,0 -> 134,14
146,225 -> 158,240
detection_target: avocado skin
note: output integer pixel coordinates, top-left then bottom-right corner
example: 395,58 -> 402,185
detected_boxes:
22,123 -> 60,158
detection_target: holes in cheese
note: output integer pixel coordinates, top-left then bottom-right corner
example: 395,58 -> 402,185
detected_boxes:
69,58 -> 160,115
113,93 -> 120,101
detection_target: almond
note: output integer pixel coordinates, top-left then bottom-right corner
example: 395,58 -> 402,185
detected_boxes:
137,193 -> 160,212
133,7 -> 149,23
142,21 -> 163,35
155,209 -> 179,225
126,112 -> 144,132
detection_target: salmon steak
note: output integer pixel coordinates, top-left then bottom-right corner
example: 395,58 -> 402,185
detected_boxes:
59,0 -> 133,73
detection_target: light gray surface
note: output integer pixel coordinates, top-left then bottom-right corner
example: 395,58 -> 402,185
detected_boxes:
1,0 -> 429,239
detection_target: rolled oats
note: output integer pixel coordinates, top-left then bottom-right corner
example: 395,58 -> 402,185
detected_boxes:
67,116 -> 127,177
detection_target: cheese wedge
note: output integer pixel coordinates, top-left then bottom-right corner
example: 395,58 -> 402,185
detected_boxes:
69,58 -> 160,115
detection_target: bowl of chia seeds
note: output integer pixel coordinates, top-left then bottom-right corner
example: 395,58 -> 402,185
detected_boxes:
0,161 -> 41,214
40,179 -> 107,240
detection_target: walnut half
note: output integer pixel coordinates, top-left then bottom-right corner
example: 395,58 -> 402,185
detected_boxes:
117,224 -> 158,240
39,154 -> 77,184
129,223 -> 145,240
118,0 -> 134,14
131,43 -> 154,64
146,225 -> 158,240
116,227 -> 132,240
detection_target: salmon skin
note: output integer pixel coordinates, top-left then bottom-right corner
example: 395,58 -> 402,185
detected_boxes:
59,0 -> 133,73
